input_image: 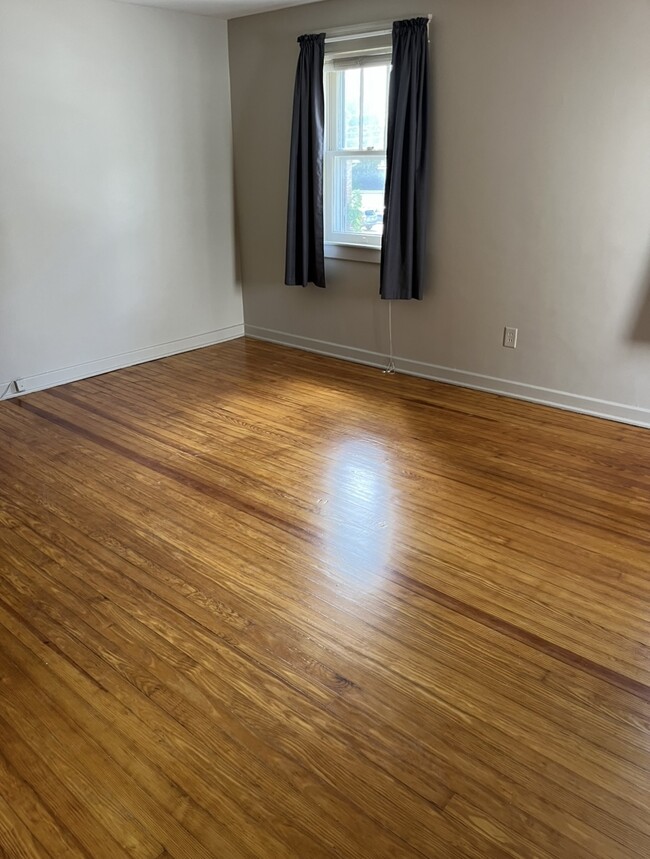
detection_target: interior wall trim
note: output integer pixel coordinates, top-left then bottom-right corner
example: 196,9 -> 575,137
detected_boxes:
245,324 -> 650,429
1,324 -> 245,400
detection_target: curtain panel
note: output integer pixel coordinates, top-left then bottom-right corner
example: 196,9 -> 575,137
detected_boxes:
380,18 -> 430,300
285,33 -> 327,289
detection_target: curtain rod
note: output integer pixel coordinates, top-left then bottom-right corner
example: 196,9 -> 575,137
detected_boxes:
322,15 -> 432,45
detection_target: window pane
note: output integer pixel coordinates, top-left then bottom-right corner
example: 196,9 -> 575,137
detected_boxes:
361,65 -> 388,150
342,68 -> 360,149
333,155 -> 386,237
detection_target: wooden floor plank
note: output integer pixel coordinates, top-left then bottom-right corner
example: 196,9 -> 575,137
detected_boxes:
1,337 -> 649,858
0,791 -> 52,859
0,715 -> 133,859
0,751 -> 87,859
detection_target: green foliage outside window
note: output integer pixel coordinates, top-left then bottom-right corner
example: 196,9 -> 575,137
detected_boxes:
347,188 -> 364,231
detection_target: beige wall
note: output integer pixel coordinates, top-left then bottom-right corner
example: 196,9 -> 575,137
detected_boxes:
0,0 -> 243,396
229,0 -> 650,425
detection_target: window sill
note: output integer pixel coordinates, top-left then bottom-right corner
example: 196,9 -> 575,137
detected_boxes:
324,242 -> 381,264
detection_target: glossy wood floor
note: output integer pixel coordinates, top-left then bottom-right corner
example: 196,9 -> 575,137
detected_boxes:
1,338 -> 649,859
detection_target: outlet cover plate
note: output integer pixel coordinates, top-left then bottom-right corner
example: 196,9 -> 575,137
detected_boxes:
503,327 -> 518,349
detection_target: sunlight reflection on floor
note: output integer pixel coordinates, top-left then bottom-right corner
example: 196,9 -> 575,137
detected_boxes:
322,439 -> 394,589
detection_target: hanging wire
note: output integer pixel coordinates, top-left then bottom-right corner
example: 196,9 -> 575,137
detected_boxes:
383,300 -> 396,374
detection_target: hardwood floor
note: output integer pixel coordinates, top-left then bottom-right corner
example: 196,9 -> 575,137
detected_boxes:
1,337 -> 649,858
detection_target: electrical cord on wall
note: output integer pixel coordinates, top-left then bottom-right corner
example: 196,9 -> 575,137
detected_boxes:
382,300 -> 396,374
0,383 -> 14,401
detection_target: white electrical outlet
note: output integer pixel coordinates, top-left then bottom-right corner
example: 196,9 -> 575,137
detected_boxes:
503,327 -> 518,349
12,379 -> 27,393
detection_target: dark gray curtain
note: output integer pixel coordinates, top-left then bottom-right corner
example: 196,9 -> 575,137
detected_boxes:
380,18 -> 430,300
285,33 -> 326,289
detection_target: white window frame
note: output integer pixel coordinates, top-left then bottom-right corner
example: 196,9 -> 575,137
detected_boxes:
323,53 -> 391,264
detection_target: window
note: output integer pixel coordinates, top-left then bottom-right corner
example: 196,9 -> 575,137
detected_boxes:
324,51 -> 391,259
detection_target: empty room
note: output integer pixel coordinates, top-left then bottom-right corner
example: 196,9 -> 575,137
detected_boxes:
1,0 -> 649,856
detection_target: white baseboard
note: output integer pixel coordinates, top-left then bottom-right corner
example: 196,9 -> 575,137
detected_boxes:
246,324 -> 650,430
1,324 -> 244,400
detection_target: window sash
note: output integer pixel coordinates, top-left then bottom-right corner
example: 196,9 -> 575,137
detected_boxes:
324,61 -> 390,250
325,151 -> 386,248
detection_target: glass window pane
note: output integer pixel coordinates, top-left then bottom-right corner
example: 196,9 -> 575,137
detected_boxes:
342,68 -> 361,149
333,155 -> 386,237
361,65 -> 388,150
